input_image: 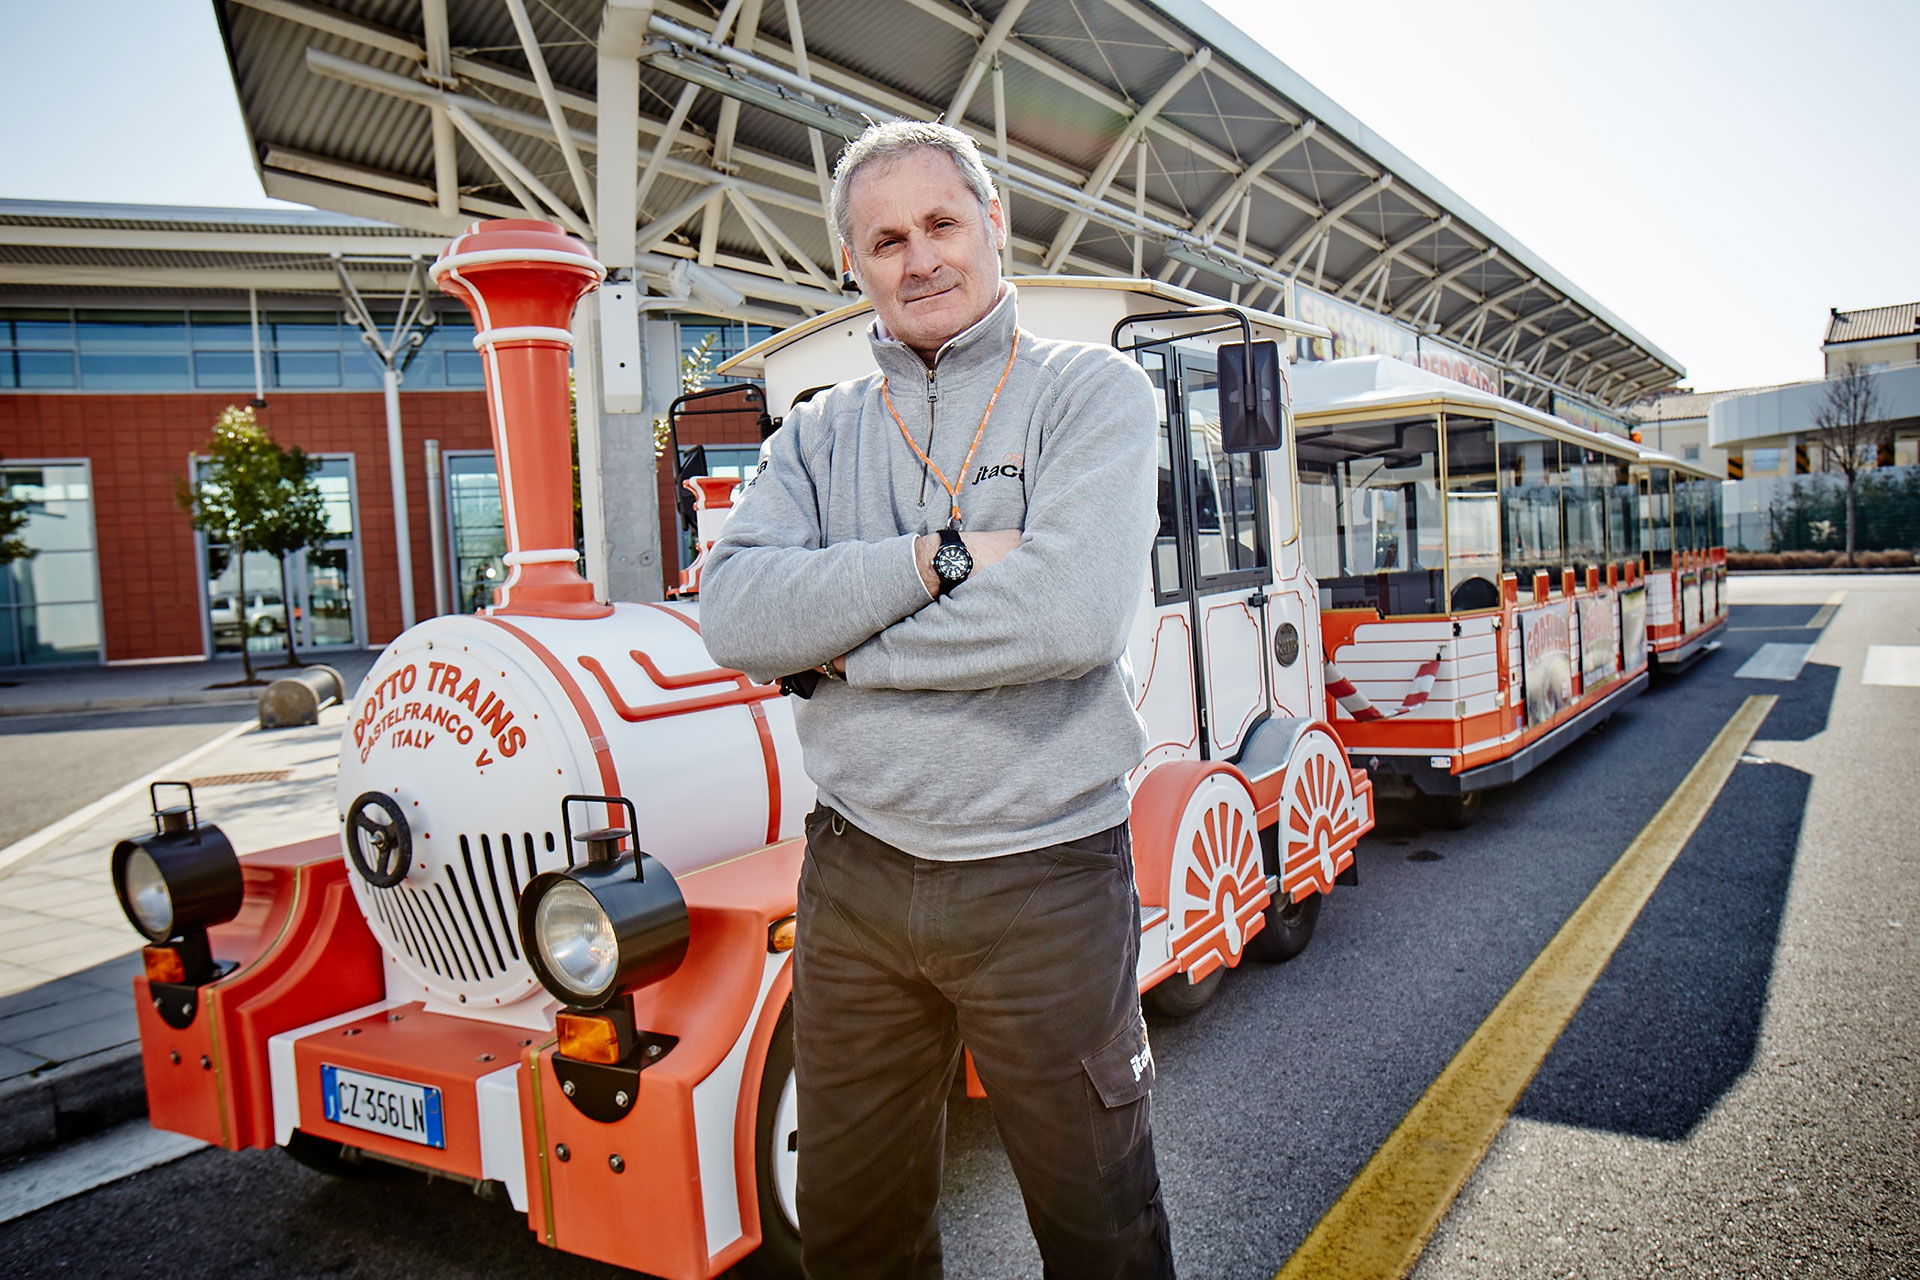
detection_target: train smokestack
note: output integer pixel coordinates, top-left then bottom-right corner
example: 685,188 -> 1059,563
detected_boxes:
431,220 -> 611,618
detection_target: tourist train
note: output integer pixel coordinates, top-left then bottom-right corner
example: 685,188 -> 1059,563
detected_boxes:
107,221 -> 1723,1278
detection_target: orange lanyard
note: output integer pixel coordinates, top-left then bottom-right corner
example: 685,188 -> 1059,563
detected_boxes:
879,333 -> 1020,530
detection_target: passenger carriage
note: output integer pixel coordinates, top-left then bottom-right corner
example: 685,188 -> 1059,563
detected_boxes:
105,226 -> 1373,1280
1287,356 -> 1728,825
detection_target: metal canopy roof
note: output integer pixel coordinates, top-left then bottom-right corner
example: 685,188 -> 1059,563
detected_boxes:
0,198 -> 452,295
196,0 -> 1677,407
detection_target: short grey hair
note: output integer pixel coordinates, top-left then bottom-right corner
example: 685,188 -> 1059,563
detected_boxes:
828,120 -> 1000,254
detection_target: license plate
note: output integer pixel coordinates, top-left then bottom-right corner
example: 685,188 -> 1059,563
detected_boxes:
321,1064 -> 446,1149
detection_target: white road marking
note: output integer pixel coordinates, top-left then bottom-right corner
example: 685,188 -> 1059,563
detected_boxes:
1734,643 -> 1815,682
1862,646 -> 1920,687
0,719 -> 255,880
0,1119 -> 206,1224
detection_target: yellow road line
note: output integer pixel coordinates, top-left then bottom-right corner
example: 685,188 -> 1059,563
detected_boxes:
1275,694 -> 1778,1280
1808,589 -> 1845,630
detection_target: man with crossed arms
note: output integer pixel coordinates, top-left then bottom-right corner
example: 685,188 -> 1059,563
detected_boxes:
701,119 -> 1173,1279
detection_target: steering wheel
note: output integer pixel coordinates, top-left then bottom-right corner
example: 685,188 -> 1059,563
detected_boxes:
345,791 -> 413,888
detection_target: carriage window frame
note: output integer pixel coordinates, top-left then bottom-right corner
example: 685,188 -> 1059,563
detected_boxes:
1497,422 -> 1566,589
1296,410 -> 1443,615
1135,349 -> 1190,608
1644,466 -> 1673,568
1175,351 -> 1271,594
1441,412 -> 1499,612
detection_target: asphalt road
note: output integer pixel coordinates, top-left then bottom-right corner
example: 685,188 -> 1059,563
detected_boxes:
2,575 -> 1914,1279
0,704 -> 257,851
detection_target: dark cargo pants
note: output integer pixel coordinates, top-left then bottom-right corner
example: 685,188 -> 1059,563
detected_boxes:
792,804 -> 1174,1280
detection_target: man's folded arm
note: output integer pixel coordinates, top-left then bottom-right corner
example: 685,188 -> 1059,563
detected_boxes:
843,355 -> 1158,692
698,418 -> 932,683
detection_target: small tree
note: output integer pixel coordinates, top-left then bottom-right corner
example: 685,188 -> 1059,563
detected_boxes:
0,457 -> 33,569
1810,362 -> 1889,565
177,406 -> 329,681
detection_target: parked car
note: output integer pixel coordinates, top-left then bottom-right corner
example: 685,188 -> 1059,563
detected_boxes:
210,590 -> 287,636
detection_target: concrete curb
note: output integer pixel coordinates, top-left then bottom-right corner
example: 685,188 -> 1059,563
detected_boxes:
0,691 -> 261,719
0,1043 -> 146,1162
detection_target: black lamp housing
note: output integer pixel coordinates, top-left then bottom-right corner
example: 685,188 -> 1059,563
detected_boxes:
517,794 -> 691,1011
109,782 -> 243,984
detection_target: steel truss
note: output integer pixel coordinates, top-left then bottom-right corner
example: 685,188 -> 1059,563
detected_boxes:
52,0 -> 1676,407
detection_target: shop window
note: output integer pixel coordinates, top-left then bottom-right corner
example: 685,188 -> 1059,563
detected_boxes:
3,305 -> 486,394
5,351 -> 76,388
199,455 -> 359,654
77,351 -> 192,390
193,350 -> 257,388
1,462 -> 102,666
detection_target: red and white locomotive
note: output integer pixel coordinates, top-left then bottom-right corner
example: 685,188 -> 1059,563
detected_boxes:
109,222 -> 1380,1278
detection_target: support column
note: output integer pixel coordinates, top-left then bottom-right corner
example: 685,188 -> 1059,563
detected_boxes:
382,364 -> 417,630
574,292 -> 662,602
423,438 -> 449,616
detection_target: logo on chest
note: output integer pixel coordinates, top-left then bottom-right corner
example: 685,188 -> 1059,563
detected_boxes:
971,451 -> 1025,486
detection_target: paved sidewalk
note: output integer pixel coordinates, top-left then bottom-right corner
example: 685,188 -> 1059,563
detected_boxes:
0,651 -> 376,718
0,651 -> 378,1159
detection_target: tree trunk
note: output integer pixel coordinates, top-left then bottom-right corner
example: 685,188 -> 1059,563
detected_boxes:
235,539 -> 254,683
1845,480 -> 1857,567
278,554 -> 303,668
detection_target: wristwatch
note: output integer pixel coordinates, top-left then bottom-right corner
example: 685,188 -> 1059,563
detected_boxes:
931,527 -> 973,596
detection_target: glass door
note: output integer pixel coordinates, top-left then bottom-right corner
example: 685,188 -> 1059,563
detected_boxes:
444,452 -> 505,614
202,456 -> 360,656
1173,352 -> 1273,759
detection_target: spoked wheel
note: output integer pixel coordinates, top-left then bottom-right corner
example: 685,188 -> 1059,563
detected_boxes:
735,1005 -> 805,1279
1143,966 -> 1224,1019
1245,888 -> 1321,964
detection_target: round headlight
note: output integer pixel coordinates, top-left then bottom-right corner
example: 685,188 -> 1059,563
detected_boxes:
533,880 -> 619,1001
109,820 -> 242,948
123,848 -> 175,938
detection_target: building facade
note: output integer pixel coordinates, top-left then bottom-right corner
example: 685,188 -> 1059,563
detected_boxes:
0,202 -> 758,668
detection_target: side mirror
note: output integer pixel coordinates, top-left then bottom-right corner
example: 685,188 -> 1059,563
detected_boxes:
1220,340 -> 1283,454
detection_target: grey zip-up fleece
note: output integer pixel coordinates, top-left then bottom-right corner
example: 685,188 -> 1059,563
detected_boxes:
698,285 -> 1158,860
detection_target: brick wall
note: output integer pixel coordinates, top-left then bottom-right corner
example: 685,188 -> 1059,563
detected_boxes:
0,391 -> 492,662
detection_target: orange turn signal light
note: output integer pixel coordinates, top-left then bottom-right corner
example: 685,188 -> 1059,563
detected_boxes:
556,1011 -> 625,1065
768,915 -> 797,953
142,945 -> 187,985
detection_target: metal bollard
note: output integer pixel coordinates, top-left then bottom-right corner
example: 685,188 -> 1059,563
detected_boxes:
257,665 -> 345,729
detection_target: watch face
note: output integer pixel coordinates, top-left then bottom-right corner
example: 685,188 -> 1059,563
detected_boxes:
933,543 -> 972,582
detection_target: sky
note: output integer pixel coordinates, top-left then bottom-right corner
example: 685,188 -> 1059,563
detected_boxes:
2,0 -> 1917,393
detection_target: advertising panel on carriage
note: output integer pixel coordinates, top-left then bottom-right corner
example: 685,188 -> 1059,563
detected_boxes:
1621,584 -> 1649,671
1517,601 -> 1575,726
1577,591 -> 1619,692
